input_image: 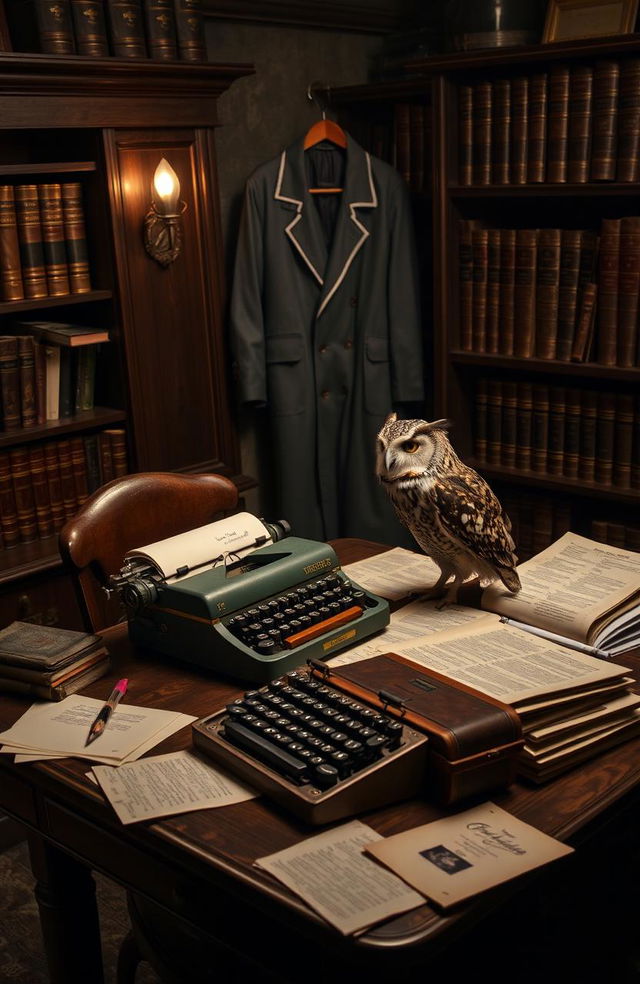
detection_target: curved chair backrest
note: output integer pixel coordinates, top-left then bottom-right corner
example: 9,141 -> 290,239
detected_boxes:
59,471 -> 238,632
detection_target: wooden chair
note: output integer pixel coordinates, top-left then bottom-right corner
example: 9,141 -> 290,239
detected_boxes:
59,471 -> 239,633
58,470 -> 239,983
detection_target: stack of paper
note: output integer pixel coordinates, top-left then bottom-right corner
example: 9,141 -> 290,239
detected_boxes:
0,695 -> 197,765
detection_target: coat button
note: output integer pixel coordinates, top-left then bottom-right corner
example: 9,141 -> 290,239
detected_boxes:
319,344 -> 328,354
344,339 -> 353,350
321,390 -> 330,400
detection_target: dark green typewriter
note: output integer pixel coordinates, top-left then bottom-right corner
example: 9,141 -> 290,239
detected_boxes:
111,513 -> 389,684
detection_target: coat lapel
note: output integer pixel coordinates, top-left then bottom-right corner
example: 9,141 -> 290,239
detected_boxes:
317,137 -> 377,318
274,136 -> 378,312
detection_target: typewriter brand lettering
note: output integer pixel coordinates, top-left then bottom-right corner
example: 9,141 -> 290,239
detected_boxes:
217,601 -> 226,612
322,629 -> 357,651
303,558 -> 332,575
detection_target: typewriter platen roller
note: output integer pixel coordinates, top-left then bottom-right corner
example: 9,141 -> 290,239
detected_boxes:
111,513 -> 390,684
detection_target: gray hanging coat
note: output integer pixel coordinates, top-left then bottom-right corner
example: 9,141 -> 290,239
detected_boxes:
229,133 -> 424,544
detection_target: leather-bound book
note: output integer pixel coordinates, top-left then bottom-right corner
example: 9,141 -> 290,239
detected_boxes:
472,81 -> 492,186
58,345 -> 75,418
509,76 -> 528,185
70,435 -> 89,506
547,385 -> 566,476
515,381 -> 533,472
471,226 -> 488,351
16,334 -> 37,428
486,379 -> 503,466
0,451 -> 20,547
500,380 -> 517,468
534,227 -> 562,359
9,446 -> 38,542
590,519 -> 609,543
71,0 -> 109,56
99,429 -> 114,483
531,498 -> 553,556
616,215 -> 640,367
174,0 -> 205,61
28,445 -> 54,539
531,383 -> 549,474
552,501 -> 572,542
33,338 -> 46,425
491,79 -> 510,185
56,439 -> 78,519
458,84 -> 473,186
145,0 -> 177,60
613,393 -> 634,489
458,219 -> 474,350
527,72 -> 548,183
578,389 -> 597,481
38,184 -> 70,297
513,228 -> 537,357
394,103 -> 411,186
106,0 -> 147,56
474,378 -> 488,463
83,433 -> 102,493
546,65 -> 570,183
44,344 -> 60,420
595,391 -> 616,486
617,58 -> 640,182
5,0 -> 75,53
105,427 -> 128,475
42,440 -> 66,530
591,60 -> 620,181
556,229 -> 582,361
14,184 -> 47,299
498,227 -> 516,355
0,185 -> 24,302
61,183 -> 92,293
595,217 -> 621,366
0,335 -> 20,431
570,282 -> 598,362
74,344 -> 97,410
627,524 -> 640,550
485,228 -> 501,354
567,64 -> 593,184
563,387 -> 581,479
632,395 -> 640,489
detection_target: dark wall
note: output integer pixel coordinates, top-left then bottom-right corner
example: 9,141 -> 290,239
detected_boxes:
205,20 -> 384,515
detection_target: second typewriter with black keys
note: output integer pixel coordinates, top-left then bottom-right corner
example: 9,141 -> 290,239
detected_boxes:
193,653 -> 524,823
111,513 -> 389,683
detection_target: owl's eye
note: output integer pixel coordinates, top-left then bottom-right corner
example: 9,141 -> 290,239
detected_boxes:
402,439 -> 420,453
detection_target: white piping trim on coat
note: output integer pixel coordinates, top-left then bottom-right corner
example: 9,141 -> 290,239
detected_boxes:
317,152 -> 377,318
274,150 -> 324,286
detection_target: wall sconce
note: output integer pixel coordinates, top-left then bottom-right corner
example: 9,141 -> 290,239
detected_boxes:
143,158 -> 187,267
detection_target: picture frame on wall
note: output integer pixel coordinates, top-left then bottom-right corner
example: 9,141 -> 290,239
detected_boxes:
543,0 -> 639,42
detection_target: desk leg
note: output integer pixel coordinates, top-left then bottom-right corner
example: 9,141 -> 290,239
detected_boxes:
28,833 -> 105,984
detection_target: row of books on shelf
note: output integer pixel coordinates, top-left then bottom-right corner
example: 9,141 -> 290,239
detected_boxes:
0,427 -> 128,549
2,0 -> 206,62
499,489 -> 640,561
460,217 -> 640,367
0,182 -> 91,303
394,102 -> 432,193
475,379 -> 639,488
458,57 -> 640,186
0,323 -> 108,432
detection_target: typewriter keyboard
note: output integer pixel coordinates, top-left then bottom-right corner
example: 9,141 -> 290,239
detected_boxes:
192,665 -> 429,824
224,576 -> 375,656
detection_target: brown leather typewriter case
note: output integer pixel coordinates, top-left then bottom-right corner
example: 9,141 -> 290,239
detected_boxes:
310,651 -> 524,805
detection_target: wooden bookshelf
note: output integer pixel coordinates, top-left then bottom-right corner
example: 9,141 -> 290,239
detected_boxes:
332,35 -> 640,560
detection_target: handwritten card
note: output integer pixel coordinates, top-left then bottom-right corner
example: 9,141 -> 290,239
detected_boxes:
365,802 -> 573,910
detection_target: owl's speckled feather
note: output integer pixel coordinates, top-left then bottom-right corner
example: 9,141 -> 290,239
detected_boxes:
376,414 -> 521,603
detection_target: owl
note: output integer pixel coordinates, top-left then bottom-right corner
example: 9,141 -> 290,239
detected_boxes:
376,414 -> 521,605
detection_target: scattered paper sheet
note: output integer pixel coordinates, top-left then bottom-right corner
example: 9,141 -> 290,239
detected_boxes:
328,599 -> 489,667
365,802 -> 573,910
92,749 -> 257,824
343,548 -> 440,601
255,819 -> 424,935
0,696 -> 196,764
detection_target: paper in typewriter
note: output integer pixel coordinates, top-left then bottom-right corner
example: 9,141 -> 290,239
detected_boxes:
126,512 -> 273,581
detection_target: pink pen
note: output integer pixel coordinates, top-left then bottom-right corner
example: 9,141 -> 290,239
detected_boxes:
85,678 -> 128,746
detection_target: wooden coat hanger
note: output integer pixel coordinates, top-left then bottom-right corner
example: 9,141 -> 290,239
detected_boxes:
304,82 -> 346,194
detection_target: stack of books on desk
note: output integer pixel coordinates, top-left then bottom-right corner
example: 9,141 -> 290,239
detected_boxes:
0,621 -> 110,701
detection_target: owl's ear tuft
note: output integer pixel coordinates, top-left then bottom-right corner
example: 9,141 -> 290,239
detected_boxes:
383,412 -> 398,426
416,418 -> 451,435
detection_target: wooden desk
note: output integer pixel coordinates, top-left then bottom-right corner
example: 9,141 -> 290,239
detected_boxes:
1,539 -> 640,984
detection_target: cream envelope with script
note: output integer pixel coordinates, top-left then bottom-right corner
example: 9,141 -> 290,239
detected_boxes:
365,802 -> 573,910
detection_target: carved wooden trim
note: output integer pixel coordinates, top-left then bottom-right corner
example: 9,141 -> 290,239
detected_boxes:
202,0 -> 402,33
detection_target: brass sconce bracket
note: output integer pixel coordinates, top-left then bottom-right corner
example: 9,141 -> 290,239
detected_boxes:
143,200 -> 187,267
